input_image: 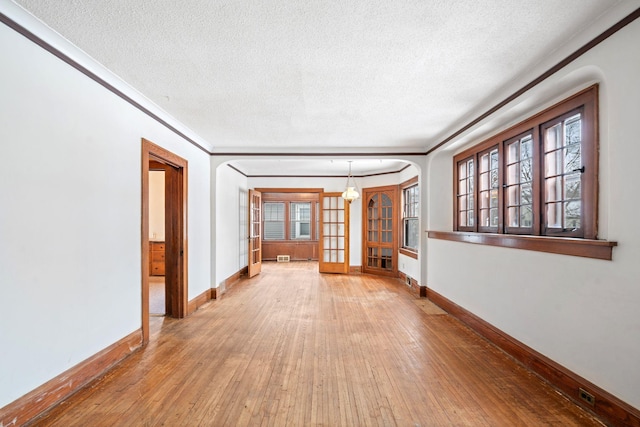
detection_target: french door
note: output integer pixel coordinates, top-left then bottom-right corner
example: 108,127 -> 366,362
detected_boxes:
319,192 -> 349,274
362,185 -> 398,277
248,189 -> 262,278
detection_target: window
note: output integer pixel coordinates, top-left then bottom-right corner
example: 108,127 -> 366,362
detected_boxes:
290,202 -> 311,239
261,193 -> 319,241
400,177 -> 419,257
263,202 -> 285,240
453,85 -> 598,239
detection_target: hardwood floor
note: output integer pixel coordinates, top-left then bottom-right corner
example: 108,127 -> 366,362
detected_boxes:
34,262 -> 602,426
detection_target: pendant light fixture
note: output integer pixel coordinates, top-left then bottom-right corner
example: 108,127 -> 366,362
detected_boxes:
341,161 -> 360,203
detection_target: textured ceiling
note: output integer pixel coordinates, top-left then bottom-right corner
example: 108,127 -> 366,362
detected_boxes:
9,0 -> 637,173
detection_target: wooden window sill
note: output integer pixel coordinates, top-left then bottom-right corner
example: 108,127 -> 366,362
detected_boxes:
427,231 -> 617,261
399,248 -> 418,259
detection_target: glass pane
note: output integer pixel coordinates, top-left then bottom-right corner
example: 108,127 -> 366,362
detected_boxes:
520,158 -> 532,183
459,211 -> 467,227
521,183 -> 532,206
264,222 -> 284,240
337,251 -> 344,263
481,172 -> 490,191
480,152 -> 489,171
508,142 -> 518,163
459,179 -> 467,195
459,162 -> 467,179
337,237 -> 344,250
507,206 -> 519,227
507,164 -> 518,185
564,201 -> 581,229
490,150 -> 499,169
507,185 -> 518,206
490,169 -> 498,189
323,197 -> 331,209
545,150 -> 562,177
323,252 -> 331,262
480,209 -> 489,227
565,143 -> 581,172
545,176 -> 562,203
490,189 -> 498,208
545,123 -> 562,152
490,208 -> 499,227
520,135 -> 532,161
520,205 -> 533,228
546,202 -> 562,228
565,114 -> 581,145
480,191 -> 489,209
459,195 -> 467,211
324,237 -> 331,249
565,174 -> 581,200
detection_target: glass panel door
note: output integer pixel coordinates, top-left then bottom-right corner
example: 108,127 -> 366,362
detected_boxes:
319,193 -> 349,274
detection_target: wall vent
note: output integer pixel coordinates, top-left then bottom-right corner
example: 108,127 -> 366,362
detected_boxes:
277,255 -> 290,263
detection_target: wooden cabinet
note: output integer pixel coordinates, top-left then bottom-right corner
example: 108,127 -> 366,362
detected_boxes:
149,241 -> 165,276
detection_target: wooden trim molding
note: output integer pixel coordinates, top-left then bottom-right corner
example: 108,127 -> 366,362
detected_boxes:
398,271 -> 426,298
0,329 -> 142,427
426,289 -> 640,427
349,266 -> 362,274
186,288 -> 215,316
428,230 -> 616,261
426,7 -> 640,157
399,248 -> 418,259
214,267 -> 249,299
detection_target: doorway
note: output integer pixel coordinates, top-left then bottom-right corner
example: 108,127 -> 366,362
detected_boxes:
141,139 -> 188,344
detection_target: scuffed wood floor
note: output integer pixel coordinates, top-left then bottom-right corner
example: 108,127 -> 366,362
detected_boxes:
34,262 -> 602,426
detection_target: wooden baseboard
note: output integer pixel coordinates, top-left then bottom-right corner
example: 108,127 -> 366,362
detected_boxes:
215,266 -> 248,299
398,272 -> 426,298
349,266 -> 362,274
0,329 -> 142,427
187,288 -> 215,315
427,288 -> 640,427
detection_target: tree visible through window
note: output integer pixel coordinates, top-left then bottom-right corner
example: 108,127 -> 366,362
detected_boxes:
453,85 -> 598,239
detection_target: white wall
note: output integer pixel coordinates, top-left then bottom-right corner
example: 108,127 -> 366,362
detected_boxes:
0,11 -> 211,408
149,171 -> 165,241
425,18 -> 640,408
213,163 -> 248,286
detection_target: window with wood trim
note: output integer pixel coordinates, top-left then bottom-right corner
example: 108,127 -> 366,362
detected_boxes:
454,85 -> 598,239
401,177 -> 419,255
289,202 -> 311,239
261,194 -> 319,242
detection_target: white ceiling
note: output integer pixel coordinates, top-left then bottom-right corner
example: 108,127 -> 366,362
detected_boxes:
10,0 -> 638,175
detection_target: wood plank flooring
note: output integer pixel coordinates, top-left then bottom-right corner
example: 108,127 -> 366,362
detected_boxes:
34,262 -> 602,426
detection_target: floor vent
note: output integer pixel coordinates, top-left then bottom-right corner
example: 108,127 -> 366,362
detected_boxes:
276,255 -> 290,262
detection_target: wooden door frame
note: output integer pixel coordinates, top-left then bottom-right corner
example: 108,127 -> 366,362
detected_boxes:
142,138 -> 188,344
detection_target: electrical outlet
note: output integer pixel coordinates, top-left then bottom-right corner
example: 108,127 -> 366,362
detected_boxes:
579,388 -> 595,406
